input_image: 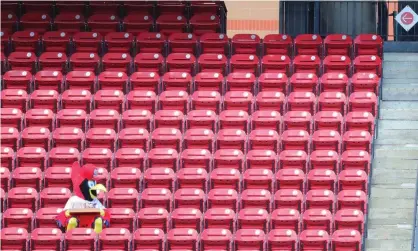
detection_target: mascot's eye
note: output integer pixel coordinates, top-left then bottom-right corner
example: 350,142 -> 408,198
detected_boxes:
87,180 -> 96,188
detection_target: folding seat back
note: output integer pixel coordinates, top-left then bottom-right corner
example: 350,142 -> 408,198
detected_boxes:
310,150 -> 339,171
177,167 -> 208,190
210,168 -> 240,190
169,33 -> 197,54
124,14 -> 153,35
270,209 -> 300,232
89,109 -> 120,131
287,92 -> 316,115
226,72 -> 256,92
11,31 -> 40,52
167,228 -> 198,251
352,72 -> 380,96
217,129 -> 247,152
181,149 -> 212,170
198,53 -> 227,75
118,128 -> 149,150
52,127 -> 84,150
263,34 -> 293,56
156,14 -> 187,35
230,54 -> 259,75
290,73 -> 318,93
12,166 -> 42,190
278,150 -> 308,171
307,169 -> 337,192
36,208 -> 63,228
102,52 -> 132,73
88,14 -> 120,36
98,71 -> 128,92
39,52 -> 67,72
268,229 -> 298,251
30,90 -> 59,112
136,32 -> 166,54
312,130 -> 341,152
241,188 -> 271,210
219,110 -> 249,132
349,91 -> 378,116
82,148 -> 113,171
148,148 -> 178,170
54,13 -> 84,35
20,13 -> 51,33
1,89 -> 28,112
73,32 -> 102,53
305,189 -> 334,211
251,111 -> 281,132
99,228 -> 131,251
353,55 -> 382,76
65,71 -> 95,93
8,187 -> 38,211
293,55 -> 320,76
204,208 -> 235,231
17,147 -> 46,170
314,111 -> 343,133
194,72 -> 224,92
238,208 -> 269,231
110,167 -> 142,193
1,131 -> 17,159
338,169 -> 367,192
70,52 -> 99,72
3,208 -> 33,230
65,228 -> 96,251
337,190 -> 367,213
159,90 -> 189,113
318,92 -> 346,115
235,229 -> 265,251
0,227 -> 29,251
244,167 -> 274,189
191,90 -> 221,113
323,55 -> 351,76
126,91 -> 156,114
3,70 -> 32,91
275,169 -> 305,191
144,167 -> 175,191
0,188 -> 4,211
332,229 -> 362,251
133,228 -> 165,251
223,91 -> 253,112
294,34 -> 322,56
40,187 -> 71,208
105,32 -> 133,53
141,188 -> 172,211
8,51 -> 36,72
151,127 -> 182,151
184,128 -> 214,151
1,10 -> 17,34
44,166 -> 72,189
345,111 -> 375,135
115,148 -> 145,170
249,129 -> 280,152
255,91 -> 285,114
354,34 -> 383,57
197,33 -> 230,57
261,54 -> 291,75
137,207 -> 169,231
86,128 -> 116,151
246,150 -> 277,171
232,34 -> 260,55
343,130 -> 371,153
281,130 -> 310,152
1,108 -> 23,131
35,71 -> 63,93
283,111 -> 312,132
274,189 -> 303,212
341,150 -> 370,173
107,208 -> 136,232
166,52 -> 196,74
324,34 -> 352,56
299,230 -> 329,251
187,110 -> 217,131
25,108 -> 54,131
208,188 -> 238,211
31,228 -> 62,251
171,207 -> 203,231
259,73 -> 288,93
94,90 -> 124,113
320,72 -> 349,94
214,149 -> 244,170
334,209 -> 364,233
201,229 -> 232,251
163,72 -> 192,93
107,188 -> 139,211
190,13 -> 220,36
0,166 -> 10,191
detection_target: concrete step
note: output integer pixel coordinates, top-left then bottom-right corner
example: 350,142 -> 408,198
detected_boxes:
374,147 -> 418,159
384,53 -> 418,62
372,158 -> 418,170
368,207 -> 414,225
378,120 -> 418,130
382,84 -> 418,101
372,166 -> 417,185
367,225 -> 413,240
370,186 -> 415,199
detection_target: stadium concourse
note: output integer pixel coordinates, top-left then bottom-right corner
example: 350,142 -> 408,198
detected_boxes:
1,1 -> 417,251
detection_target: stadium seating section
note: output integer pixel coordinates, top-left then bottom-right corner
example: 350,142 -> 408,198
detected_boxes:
0,1 -> 382,250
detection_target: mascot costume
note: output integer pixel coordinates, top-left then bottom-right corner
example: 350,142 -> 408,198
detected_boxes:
56,162 -> 110,233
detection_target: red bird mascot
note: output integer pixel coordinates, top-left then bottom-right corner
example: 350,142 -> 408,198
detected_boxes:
56,162 -> 110,233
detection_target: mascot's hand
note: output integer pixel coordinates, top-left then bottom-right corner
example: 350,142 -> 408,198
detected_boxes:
65,210 -> 71,217
100,209 -> 105,217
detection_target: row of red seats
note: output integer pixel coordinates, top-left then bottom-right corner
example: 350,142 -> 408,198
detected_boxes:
0,227 -> 361,251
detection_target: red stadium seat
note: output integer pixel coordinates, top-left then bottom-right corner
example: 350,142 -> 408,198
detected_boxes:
105,32 -> 133,53
270,208 -> 300,232
102,52 -> 132,73
324,34 -> 352,56
70,52 -> 99,72
208,188 -> 238,211
210,168 -> 240,190
118,128 -> 149,150
0,188 -> 4,210
44,166 -> 72,189
3,70 -> 32,91
238,208 -> 269,231
167,228 -> 199,251
126,91 -> 157,113
40,187 -> 71,208
0,227 -> 29,251
190,13 -> 220,35
24,109 -> 54,131
343,130 -> 371,153
278,150 -> 308,170
318,92 -> 346,115
219,110 -> 249,131
82,148 -> 113,170
21,126 -> 50,150
204,208 -> 235,231
73,32 -> 102,53
307,169 -> 337,191
30,228 -> 62,250
159,90 -> 189,113
1,11 -> 17,34
65,228 -> 96,251
283,111 -> 312,132
351,72 -> 380,95
8,51 -> 36,72
244,168 -> 274,190
241,188 -> 271,210
249,130 -> 280,152
174,189 -> 205,211
98,228 -> 131,251
194,72 -> 224,92
94,90 -> 124,113
255,91 -> 285,114
198,53 -> 227,75
42,31 -> 71,53
1,129 -> 18,153
52,127 -> 84,150
1,89 -> 28,112
353,55 -> 382,76
20,13 -> 51,33
147,148 -> 178,170
251,111 -> 281,132
230,54 -> 259,75
261,54 -> 291,75
17,147 -> 46,170
226,72 -> 256,92
214,149 -> 245,170
294,34 -> 322,56
166,52 -> 196,74
223,91 -> 253,112
246,149 -> 277,171
98,71 -> 128,92
0,166 -> 10,191
133,228 -> 165,251
141,188 -> 172,211
177,167 -> 208,190
124,14 -> 153,35
163,72 -> 192,93
180,149 -> 212,170
332,229 -> 362,251
144,167 -> 175,191
293,55 -> 320,75
156,14 -> 187,36
263,34 -> 293,56
339,169 -> 368,192
1,108 -> 23,131
235,229 -> 265,251
121,109 -> 152,130
11,31 -> 40,52
54,13 -> 84,35
320,73 -> 349,94
334,209 -> 364,233
169,33 -> 197,54
354,34 -> 383,57
107,188 -> 139,211
341,150 -> 370,173
136,32 -> 166,54
323,55 -> 351,76
299,230 -> 329,251
312,130 -> 341,152
89,109 -> 120,131
314,111 -> 343,133
349,91 -> 378,116
151,127 -> 182,151
275,169 -> 305,191
30,90 -> 59,112
200,33 -> 229,55
36,208 -> 63,228
39,52 -> 67,72
290,72 -> 318,93
281,130 -> 310,152
191,90 -> 221,113
345,111 -> 374,134
88,14 -> 119,36
137,207 -> 169,231
274,189 -> 303,212
232,34 -> 260,55
217,129 -> 247,151
115,148 -> 145,171
305,189 -> 335,211
107,208 -> 136,232
8,187 -> 38,211
287,92 -> 316,115
86,128 -> 116,151
268,229 -> 298,251
258,73 -> 288,93
130,72 -> 160,93
337,190 -> 367,213
65,71 -> 95,93
310,150 -> 339,171
201,228 -> 232,251
186,110 -> 217,131
3,208 -> 33,230
184,129 -> 214,151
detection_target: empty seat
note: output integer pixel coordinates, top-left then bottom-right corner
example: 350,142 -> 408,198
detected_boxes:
208,188 -> 238,211
3,208 -> 33,230
8,187 -> 38,211
1,10 -> 17,34
105,32 -> 134,53
194,72 -> 224,92
343,130 -> 371,153
54,13 -> 84,35
263,34 -> 293,56
353,55 -> 382,76
102,52 -> 132,73
124,14 -> 153,35
349,92 -> 378,116
354,34 -> 383,57
12,166 -> 42,190
89,109 -> 120,131
0,227 -> 29,251
11,31 -> 40,52
294,34 -> 322,55
274,189 -> 303,212
258,73 -> 288,93
40,187 -> 71,208
339,169 -> 368,192
118,128 -> 149,149
219,110 -> 249,132
249,130 -> 280,153
230,54 -> 259,75
52,127 -> 84,150
133,228 -> 165,251
167,228 -> 198,251
238,208 -> 269,231
30,90 -> 59,112
44,166 -> 72,189
159,90 -> 189,113
299,230 -> 329,251
184,128 -> 214,151
276,169 -> 305,191
177,167 -> 208,190
163,71 -> 193,93
223,91 -> 253,112
279,150 -> 308,170
261,54 -> 291,76
65,228 -> 96,251
0,166 -> 10,191
151,127 -> 182,151
351,72 -> 380,95
251,111 -> 281,132
281,130 -> 310,152
39,52 -> 67,72
217,129 -> 247,152
232,34 -> 260,55
144,167 -> 175,191
8,51 -> 36,72
187,110 -> 217,131
98,71 -> 128,92
235,229 -> 265,251
70,52 -> 99,72
287,92 -> 316,115
1,129 -> 18,153
270,208 -> 300,232
312,130 -> 341,152
201,228 -> 232,251
94,90 -> 124,113
24,109 -> 54,131
88,14 -> 119,36
107,188 -> 139,211
337,190 -> 367,213
137,207 -> 169,231
156,13 -> 187,35
82,148 -> 113,170
190,13 -> 220,35
180,149 -> 212,170
65,71 -> 95,92
126,91 -> 157,114
226,72 -> 256,92
166,52 -> 196,75
172,206 -> 203,231
310,150 -> 339,171
255,92 -> 285,114
283,111 -> 312,132
21,126 -> 50,150
341,150 -> 370,173
198,53 -> 227,75
30,228 -> 62,250
318,92 -> 346,115
169,33 -> 198,54
108,208 -> 136,232
136,32 -> 166,54
305,189 -> 335,211
307,169 -> 337,191
148,148 -> 178,170
20,12 -> 51,33
191,90 -> 221,113
1,89 -> 28,112
3,70 -> 32,91
17,147 -> 46,170
241,189 -> 271,210
98,228 -> 131,251
345,111 -> 375,135
115,148 -> 145,171
243,169 -> 274,191
86,128 -> 116,151
332,229 -> 362,251
320,72 -> 349,94
246,150 -> 277,171
36,208 -> 63,228
293,55 -> 320,75
210,168 -> 240,190
334,209 -> 364,233
200,33 -> 229,55
314,111 -> 344,133
323,55 -> 351,76
204,208 -> 235,231
214,149 -> 245,170
324,34 -> 353,56
268,229 -> 298,251
290,73 -> 318,93
73,32 -> 103,53
141,188 -> 172,211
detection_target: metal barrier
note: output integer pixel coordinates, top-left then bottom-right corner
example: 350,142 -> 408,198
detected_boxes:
279,1 -> 418,41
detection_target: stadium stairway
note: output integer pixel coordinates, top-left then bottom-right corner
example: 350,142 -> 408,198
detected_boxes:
366,53 -> 418,251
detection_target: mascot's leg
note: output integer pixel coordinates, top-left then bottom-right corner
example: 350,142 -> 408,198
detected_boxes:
67,217 -> 78,232
93,217 -> 103,234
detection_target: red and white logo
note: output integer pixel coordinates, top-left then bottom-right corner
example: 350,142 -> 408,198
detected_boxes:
396,6 -> 418,31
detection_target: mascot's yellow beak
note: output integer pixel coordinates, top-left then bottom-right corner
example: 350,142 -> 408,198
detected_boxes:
89,184 -> 107,199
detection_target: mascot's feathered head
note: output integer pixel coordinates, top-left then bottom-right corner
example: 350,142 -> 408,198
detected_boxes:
71,162 -> 107,201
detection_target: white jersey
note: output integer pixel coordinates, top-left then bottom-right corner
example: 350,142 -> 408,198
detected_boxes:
64,195 -> 105,210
